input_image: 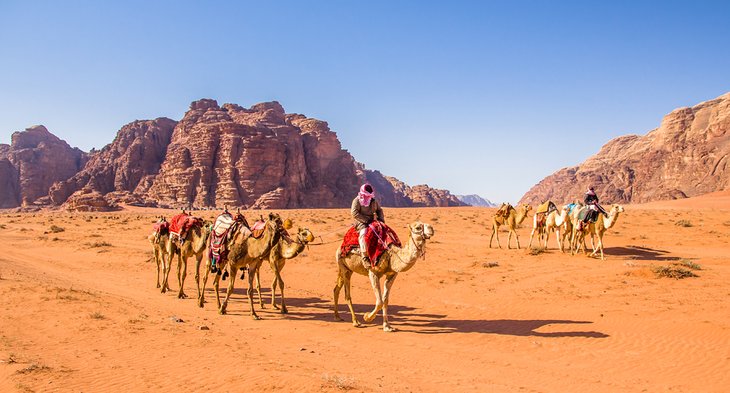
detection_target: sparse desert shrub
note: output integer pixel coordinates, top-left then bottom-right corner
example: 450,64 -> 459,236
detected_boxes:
89,311 -> 105,320
0,224 -> 6,229
723,221 -> 730,227
482,261 -> 499,268
675,259 -> 701,270
15,363 -> 51,374
86,241 -> 112,248
528,246 -> 546,256
321,373 -> 356,391
651,265 -> 697,279
675,220 -> 693,227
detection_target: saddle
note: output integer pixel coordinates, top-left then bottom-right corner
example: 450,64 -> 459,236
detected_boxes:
495,203 -> 513,218
208,211 -> 250,270
169,213 -> 201,241
576,206 -> 599,223
536,201 -> 557,215
250,220 -> 266,239
152,220 -> 169,244
339,222 -> 401,266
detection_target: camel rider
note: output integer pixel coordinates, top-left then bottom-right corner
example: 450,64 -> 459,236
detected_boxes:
582,187 -> 607,226
351,184 -> 384,268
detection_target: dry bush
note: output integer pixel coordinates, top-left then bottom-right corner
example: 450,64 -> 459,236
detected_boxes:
321,373 -> 356,391
528,246 -> 546,256
651,265 -> 697,279
89,311 -> 106,320
16,363 -> 51,374
482,261 -> 500,268
674,220 -> 693,227
86,241 -> 112,248
675,259 -> 702,270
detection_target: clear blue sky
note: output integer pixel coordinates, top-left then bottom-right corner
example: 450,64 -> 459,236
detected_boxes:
1,1 -> 729,203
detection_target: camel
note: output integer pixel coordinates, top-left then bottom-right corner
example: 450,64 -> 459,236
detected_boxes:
544,205 -> 571,252
252,226 -> 315,314
489,204 -> 532,249
333,222 -> 434,332
148,217 -> 170,291
571,204 -> 624,260
527,202 -> 555,249
162,217 -> 211,299
197,212 -> 284,320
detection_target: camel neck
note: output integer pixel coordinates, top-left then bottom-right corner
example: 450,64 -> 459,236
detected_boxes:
391,234 -> 425,273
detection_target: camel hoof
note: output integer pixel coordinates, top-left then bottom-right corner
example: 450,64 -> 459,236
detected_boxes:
281,307 -> 288,314
219,308 -> 227,315
363,313 -> 376,323
273,304 -> 280,310
352,321 -> 362,328
156,284 -> 161,288
383,325 -> 397,332
178,293 -> 188,299
334,314 -> 344,322
251,314 -> 261,320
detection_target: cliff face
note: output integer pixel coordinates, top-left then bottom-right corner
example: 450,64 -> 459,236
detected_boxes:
1,126 -> 87,207
520,93 -> 730,205
49,118 -> 177,205
2,99 -> 461,209
145,100 -> 362,208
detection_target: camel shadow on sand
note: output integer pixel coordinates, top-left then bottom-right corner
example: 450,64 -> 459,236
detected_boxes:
603,246 -> 680,261
395,318 -> 609,338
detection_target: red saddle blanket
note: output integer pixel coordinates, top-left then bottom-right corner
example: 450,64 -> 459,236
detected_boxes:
169,213 -> 198,236
153,221 -> 169,234
340,221 -> 401,265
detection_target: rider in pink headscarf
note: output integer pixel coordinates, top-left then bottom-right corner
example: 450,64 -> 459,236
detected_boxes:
351,183 -> 385,268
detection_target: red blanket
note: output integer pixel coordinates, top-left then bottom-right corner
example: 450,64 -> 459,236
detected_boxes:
169,213 -> 198,235
340,221 -> 401,265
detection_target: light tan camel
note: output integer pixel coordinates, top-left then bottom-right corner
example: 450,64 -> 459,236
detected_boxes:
489,204 -> 532,249
333,222 -> 434,332
252,227 -> 315,314
162,218 -> 211,299
197,213 -> 284,320
148,223 -> 170,291
544,205 -> 571,252
571,204 -> 624,260
527,203 -> 554,249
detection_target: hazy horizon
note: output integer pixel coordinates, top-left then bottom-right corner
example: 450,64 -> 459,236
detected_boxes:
2,1 -> 729,203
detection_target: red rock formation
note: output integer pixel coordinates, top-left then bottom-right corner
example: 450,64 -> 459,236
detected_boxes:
520,92 -> 730,205
63,188 -> 119,212
361,168 -> 465,207
3,126 -> 87,207
49,118 -> 176,205
0,158 -> 21,208
146,99 -> 362,208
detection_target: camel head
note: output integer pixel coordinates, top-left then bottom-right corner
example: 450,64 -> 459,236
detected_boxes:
610,204 -> 625,214
296,227 -> 315,244
409,221 -> 434,240
522,204 -> 532,213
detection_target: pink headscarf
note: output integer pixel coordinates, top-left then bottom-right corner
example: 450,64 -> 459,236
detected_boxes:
358,184 -> 374,206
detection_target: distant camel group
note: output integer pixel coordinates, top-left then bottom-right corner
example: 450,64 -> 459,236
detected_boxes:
148,209 -> 435,332
489,201 -> 624,260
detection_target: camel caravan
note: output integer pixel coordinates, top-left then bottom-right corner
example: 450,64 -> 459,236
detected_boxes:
490,187 -> 624,260
145,184 -> 620,332
147,184 -> 436,332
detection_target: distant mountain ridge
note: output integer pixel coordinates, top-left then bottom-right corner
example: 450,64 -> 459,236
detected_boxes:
455,194 -> 497,207
1,99 -> 463,210
520,92 -> 730,205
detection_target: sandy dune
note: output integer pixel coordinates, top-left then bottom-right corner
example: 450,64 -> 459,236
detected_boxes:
1,197 -> 729,392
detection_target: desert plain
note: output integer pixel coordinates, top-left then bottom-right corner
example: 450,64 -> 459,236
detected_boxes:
1,192 -> 729,393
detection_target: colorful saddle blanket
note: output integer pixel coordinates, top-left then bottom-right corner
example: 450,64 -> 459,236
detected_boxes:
213,213 -> 236,236
577,206 -> 598,223
340,221 -> 401,265
251,220 -> 266,239
169,213 -> 199,236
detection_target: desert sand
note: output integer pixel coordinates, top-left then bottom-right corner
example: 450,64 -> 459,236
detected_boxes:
1,195 -> 729,392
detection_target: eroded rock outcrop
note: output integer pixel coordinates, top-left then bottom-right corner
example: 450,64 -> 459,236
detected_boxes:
2,126 -> 87,207
63,188 -> 119,212
520,92 -> 730,205
49,118 -> 176,205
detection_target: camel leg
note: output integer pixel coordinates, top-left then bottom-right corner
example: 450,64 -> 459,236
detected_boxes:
198,261 -> 210,308
213,269 -> 222,309
381,274 -> 398,332
219,264 -> 237,315
177,254 -> 188,299
161,249 -> 173,293
247,265 -> 261,320
528,227 -> 536,248
555,229 -> 563,252
363,270 -> 383,323
506,229 -> 512,249
333,264 -> 346,321
342,270 -> 360,327
194,254 -> 202,300
154,248 -> 161,288
270,259 -> 287,314
490,225 -> 501,249
544,228 -> 550,249
254,267 -> 264,309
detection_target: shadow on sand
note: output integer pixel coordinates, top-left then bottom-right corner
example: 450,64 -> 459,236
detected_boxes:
604,246 -> 680,261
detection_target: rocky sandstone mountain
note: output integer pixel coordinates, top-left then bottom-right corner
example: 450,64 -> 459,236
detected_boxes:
0,99 -> 460,210
456,194 -> 497,207
0,126 -> 87,208
520,92 -> 730,205
49,118 -> 177,206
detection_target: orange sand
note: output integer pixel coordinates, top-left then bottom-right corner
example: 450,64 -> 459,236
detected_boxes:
1,195 -> 729,392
